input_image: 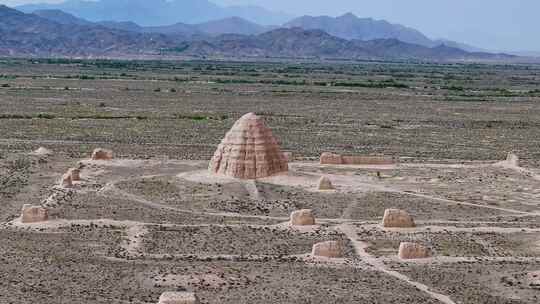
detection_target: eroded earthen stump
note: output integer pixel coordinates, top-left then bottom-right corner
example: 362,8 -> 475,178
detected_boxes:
290,209 -> 316,226
33,147 -> 53,156
208,113 -> 288,179
67,168 -> 81,181
61,173 -> 73,188
21,204 -> 48,223
158,292 -> 199,304
318,176 -> 335,190
91,148 -> 113,161
398,242 -> 431,260
283,152 -> 293,162
382,209 -> 415,228
312,241 -> 343,258
506,152 -> 519,166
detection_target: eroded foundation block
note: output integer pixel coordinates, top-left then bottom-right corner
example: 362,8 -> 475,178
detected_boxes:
382,209 -> 415,228
91,148 -> 113,160
320,152 -> 395,165
320,152 -> 343,165
398,242 -> 431,260
67,168 -> 81,181
290,209 -> 316,226
21,204 -> 48,223
158,292 -> 199,304
312,241 -> 343,258
342,155 -> 394,165
318,176 -> 335,190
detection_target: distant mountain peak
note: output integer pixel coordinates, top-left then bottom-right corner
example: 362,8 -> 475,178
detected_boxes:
284,13 -> 434,46
32,9 -> 92,25
338,12 -> 358,19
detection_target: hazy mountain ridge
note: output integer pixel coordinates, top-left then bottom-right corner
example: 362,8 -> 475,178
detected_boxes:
17,0 -> 292,26
177,28 -> 512,61
284,13 -> 489,52
0,5 -> 514,61
0,5 -> 178,57
32,9 -> 269,37
285,13 -> 434,47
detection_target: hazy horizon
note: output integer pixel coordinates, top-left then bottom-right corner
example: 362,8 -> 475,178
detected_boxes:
2,0 -> 539,53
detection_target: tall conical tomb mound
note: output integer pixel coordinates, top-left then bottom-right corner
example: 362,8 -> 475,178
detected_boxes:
209,113 -> 288,179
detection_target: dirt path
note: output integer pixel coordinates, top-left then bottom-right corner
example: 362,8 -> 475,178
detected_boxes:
338,223 -> 457,304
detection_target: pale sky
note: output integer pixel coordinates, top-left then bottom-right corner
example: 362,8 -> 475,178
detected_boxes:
3,0 -> 539,52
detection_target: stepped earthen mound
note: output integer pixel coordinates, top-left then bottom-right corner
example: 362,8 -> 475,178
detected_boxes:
158,292 -> 199,304
209,113 -> 288,179
398,242 -> 431,260
382,209 -> 415,228
318,176 -> 335,190
91,148 -> 113,160
21,204 -> 48,223
290,209 -> 316,226
312,241 -> 343,258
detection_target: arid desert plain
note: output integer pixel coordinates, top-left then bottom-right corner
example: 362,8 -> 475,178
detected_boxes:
1,59 -> 540,304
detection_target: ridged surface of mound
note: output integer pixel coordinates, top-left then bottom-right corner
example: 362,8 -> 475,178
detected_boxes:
209,113 -> 288,179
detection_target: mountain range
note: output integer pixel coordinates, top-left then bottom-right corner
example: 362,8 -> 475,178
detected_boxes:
0,5 -> 513,61
32,9 -> 273,36
23,0 -> 485,53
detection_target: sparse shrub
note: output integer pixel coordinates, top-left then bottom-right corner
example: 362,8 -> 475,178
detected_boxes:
443,85 -> 465,91
79,75 -> 95,80
36,113 -> 55,119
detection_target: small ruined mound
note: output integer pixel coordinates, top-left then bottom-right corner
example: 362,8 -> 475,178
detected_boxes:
312,241 -> 343,258
67,168 -> 81,181
318,176 -> 334,190
32,147 -> 53,156
398,242 -> 430,260
382,209 -> 415,228
21,204 -> 48,223
158,292 -> 199,304
208,113 -> 288,179
91,148 -> 113,160
506,152 -> 519,166
61,172 -> 73,188
290,209 -> 316,226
